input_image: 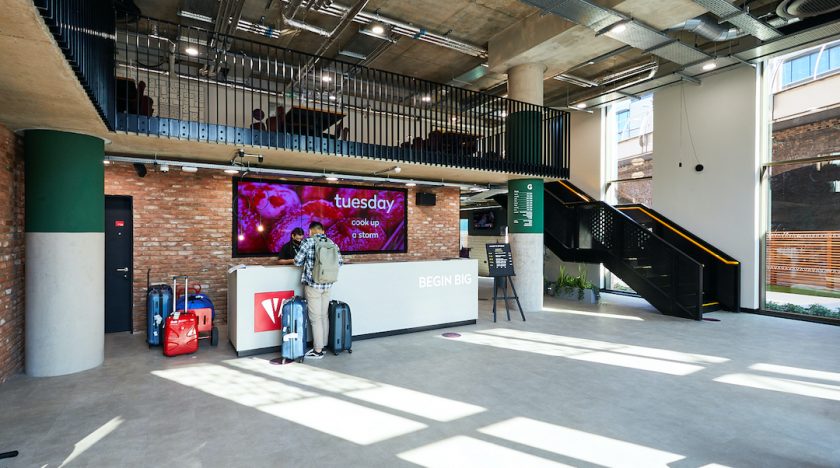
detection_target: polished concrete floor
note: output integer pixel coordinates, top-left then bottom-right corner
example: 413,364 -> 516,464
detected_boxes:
2,290 -> 840,468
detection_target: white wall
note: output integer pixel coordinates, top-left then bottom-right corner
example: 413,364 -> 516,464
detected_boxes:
653,67 -> 760,309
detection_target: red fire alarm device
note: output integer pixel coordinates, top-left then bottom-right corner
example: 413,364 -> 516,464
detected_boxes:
115,220 -> 125,227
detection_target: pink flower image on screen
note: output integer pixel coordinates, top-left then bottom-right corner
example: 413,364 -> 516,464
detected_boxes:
301,200 -> 343,229
236,180 -> 406,255
370,190 -> 406,231
300,186 -> 337,203
327,218 -> 387,251
251,185 -> 301,219
237,198 -> 267,253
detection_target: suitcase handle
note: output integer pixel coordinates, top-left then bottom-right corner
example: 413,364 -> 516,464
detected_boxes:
172,275 -> 190,317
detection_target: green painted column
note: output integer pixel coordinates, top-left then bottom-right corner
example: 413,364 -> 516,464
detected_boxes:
508,178 -> 544,312
25,130 -> 105,377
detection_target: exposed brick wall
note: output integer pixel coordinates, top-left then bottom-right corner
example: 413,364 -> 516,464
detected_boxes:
771,116 -> 840,176
104,164 -> 459,332
0,124 -> 25,383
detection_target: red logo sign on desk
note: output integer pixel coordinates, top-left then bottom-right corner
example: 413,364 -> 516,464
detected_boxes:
253,290 -> 294,332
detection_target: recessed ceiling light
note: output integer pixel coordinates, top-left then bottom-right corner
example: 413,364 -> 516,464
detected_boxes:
421,95 -> 431,102
325,174 -> 339,181
103,160 -> 111,165
610,23 -> 627,34
575,103 -> 588,109
371,24 -> 385,35
321,75 -> 332,82
328,95 -> 336,101
702,62 -> 717,71
185,47 -> 199,56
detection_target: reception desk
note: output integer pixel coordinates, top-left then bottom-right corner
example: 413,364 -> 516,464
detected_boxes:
228,259 -> 478,356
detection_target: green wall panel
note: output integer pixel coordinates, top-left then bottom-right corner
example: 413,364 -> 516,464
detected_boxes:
25,130 -> 105,233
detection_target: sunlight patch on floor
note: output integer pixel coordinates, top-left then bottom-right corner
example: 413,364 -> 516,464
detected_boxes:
478,417 -> 684,468
398,435 -> 572,468
58,416 -> 124,468
477,329 -> 729,364
227,358 -> 485,422
153,364 -> 427,444
542,307 -> 644,321
442,332 -> 705,375
714,373 -> 840,402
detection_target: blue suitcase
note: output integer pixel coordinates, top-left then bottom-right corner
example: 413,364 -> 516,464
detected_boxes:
281,297 -> 308,363
146,283 -> 172,347
328,300 -> 352,355
175,294 -> 215,319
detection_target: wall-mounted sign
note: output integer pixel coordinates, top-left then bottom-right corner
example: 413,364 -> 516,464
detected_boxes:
508,179 -> 544,234
253,290 -> 294,332
486,243 -> 514,277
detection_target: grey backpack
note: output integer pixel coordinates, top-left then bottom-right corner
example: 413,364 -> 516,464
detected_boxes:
313,237 -> 340,284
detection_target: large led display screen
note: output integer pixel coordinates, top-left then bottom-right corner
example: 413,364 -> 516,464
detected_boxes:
234,178 -> 407,256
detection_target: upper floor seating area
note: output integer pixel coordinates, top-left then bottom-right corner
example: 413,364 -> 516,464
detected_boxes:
37,0 -> 570,178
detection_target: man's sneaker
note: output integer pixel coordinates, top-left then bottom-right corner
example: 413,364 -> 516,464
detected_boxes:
305,349 -> 324,359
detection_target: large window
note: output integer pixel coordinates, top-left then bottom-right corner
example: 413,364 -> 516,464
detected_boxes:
780,42 -> 840,87
604,94 -> 654,291
763,41 -> 840,321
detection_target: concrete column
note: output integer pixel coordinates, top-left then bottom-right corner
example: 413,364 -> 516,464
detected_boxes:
25,130 -> 105,377
507,64 -> 545,312
507,63 -> 544,105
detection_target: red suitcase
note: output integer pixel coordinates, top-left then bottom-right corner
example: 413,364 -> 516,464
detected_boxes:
163,276 -> 199,357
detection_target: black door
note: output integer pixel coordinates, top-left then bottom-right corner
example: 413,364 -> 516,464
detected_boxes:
105,196 -> 133,333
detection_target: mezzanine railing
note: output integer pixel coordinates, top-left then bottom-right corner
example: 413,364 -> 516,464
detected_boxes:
110,15 -> 570,177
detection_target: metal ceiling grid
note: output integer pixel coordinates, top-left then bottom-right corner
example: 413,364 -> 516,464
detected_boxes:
521,0 -> 712,66
691,0 -> 782,41
521,0 -> 621,29
648,41 -> 712,65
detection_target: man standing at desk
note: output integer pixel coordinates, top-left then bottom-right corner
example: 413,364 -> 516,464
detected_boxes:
277,227 -> 304,265
294,222 -> 343,359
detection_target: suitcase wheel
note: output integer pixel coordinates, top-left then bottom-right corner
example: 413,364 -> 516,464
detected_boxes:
348,349 -> 352,354
333,351 -> 338,356
297,357 -> 304,363
210,326 -> 219,347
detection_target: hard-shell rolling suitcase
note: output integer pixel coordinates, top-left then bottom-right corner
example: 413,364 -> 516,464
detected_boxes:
281,296 -> 308,363
176,293 -> 219,346
163,276 -> 199,357
328,300 -> 352,355
146,270 -> 172,347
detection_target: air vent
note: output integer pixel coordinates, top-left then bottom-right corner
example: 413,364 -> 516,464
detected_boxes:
777,0 -> 840,19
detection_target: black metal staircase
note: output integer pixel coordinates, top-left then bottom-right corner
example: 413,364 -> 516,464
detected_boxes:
497,181 -> 740,321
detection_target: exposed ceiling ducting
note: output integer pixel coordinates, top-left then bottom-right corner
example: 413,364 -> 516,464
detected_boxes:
689,0 -> 782,40
669,17 -> 746,42
777,0 -> 840,19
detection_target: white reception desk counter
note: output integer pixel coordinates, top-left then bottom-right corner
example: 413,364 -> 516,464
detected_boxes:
228,259 -> 478,356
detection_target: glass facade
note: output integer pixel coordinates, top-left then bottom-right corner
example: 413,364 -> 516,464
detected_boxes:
764,40 -> 840,320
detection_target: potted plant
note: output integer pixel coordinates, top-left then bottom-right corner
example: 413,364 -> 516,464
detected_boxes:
554,265 -> 600,304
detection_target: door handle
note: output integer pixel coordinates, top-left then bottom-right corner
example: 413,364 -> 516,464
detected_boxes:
116,267 -> 129,272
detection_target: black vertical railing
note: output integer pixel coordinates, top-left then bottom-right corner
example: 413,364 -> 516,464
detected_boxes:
35,0 -> 116,130
539,189 -> 705,321
107,16 -> 570,177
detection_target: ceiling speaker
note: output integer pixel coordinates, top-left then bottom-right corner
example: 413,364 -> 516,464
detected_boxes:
416,192 -> 436,206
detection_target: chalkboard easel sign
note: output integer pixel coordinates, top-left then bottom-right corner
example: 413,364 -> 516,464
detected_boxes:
484,243 -> 525,322
485,243 -> 514,277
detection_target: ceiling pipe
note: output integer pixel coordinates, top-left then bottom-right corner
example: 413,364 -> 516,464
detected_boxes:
269,0 -> 487,58
668,17 -> 746,41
